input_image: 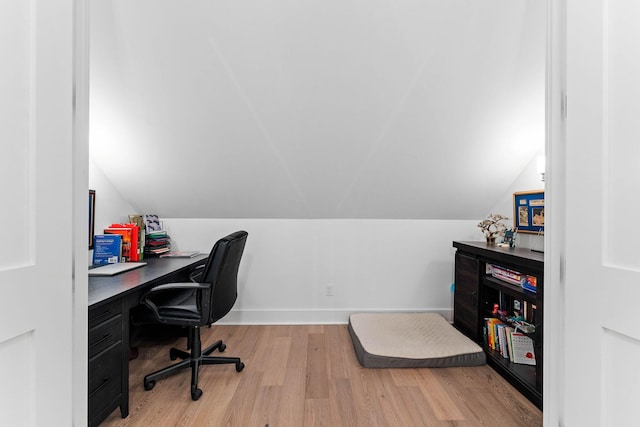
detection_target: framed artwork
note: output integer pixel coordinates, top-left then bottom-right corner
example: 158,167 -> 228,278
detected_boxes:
89,190 -> 96,249
513,190 -> 544,234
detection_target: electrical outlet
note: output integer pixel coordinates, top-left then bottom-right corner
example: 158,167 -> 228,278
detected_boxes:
325,284 -> 334,296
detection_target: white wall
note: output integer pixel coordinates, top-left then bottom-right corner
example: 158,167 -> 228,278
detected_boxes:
89,158 -> 137,227
163,218 -> 479,324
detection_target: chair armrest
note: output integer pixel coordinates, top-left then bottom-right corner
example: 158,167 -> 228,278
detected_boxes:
144,282 -> 211,294
189,264 -> 206,282
140,282 -> 212,322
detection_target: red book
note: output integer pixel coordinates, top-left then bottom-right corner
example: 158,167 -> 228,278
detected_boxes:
105,223 -> 140,261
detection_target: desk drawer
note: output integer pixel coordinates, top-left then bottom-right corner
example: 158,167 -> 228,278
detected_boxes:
89,341 -> 122,420
89,314 -> 122,359
89,298 -> 122,329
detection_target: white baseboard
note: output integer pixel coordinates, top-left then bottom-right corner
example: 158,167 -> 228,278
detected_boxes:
217,308 -> 453,325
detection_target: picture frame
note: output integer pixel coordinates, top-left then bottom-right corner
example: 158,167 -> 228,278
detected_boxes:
89,190 -> 96,249
513,190 -> 544,234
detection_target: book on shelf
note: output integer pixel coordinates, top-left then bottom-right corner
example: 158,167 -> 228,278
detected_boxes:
145,239 -> 170,253
522,275 -> 538,293
121,223 -> 141,261
497,324 -> 510,359
92,234 -> 122,265
490,264 -> 538,293
485,316 -> 536,365
510,333 -> 536,365
485,318 -> 502,350
128,214 -> 146,261
490,264 -> 527,286
104,223 -> 140,262
147,246 -> 170,255
159,251 -> 200,258
504,326 -> 515,361
143,214 -> 163,233
146,238 -> 169,246
103,227 -> 132,261
145,231 -> 169,245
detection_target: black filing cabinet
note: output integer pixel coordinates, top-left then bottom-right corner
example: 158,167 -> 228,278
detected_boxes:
88,298 -> 128,426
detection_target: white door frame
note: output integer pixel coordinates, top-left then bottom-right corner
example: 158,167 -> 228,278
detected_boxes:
0,0 -> 88,424
544,1 -> 566,425
73,0 -> 90,424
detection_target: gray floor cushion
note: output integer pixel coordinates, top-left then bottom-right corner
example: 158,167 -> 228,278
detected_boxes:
348,312 -> 486,368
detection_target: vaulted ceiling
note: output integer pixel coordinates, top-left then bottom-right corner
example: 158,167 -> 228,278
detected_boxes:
90,0 -> 545,219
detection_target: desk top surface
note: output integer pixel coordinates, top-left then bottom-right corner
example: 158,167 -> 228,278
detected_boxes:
453,240 -> 544,271
88,254 -> 208,307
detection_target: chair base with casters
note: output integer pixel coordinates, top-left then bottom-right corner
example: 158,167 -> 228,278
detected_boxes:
143,325 -> 244,401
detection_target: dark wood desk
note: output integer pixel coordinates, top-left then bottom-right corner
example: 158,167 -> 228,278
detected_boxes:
88,255 -> 208,427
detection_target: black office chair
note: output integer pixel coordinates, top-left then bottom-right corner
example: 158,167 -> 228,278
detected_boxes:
136,230 -> 248,401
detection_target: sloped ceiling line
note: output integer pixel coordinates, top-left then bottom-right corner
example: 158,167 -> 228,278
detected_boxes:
336,44 -> 436,213
206,36 -> 313,216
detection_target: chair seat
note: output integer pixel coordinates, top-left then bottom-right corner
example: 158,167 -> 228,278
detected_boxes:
158,304 -> 201,321
136,288 -> 202,323
155,289 -> 201,320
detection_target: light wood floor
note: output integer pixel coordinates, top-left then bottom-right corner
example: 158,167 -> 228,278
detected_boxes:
102,324 -> 542,426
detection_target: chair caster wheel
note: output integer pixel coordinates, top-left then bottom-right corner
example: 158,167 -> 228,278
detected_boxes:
169,348 -> 179,360
144,380 -> 155,391
191,387 -> 202,401
219,343 -> 226,352
236,362 -> 245,372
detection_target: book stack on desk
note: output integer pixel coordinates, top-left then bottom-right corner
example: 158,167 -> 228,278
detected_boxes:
143,214 -> 171,256
145,229 -> 170,256
104,223 -> 141,261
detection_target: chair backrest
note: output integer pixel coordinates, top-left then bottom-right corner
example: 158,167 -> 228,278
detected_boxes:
199,231 -> 248,324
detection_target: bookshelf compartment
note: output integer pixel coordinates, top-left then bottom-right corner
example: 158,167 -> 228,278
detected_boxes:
483,276 -> 537,300
485,348 -> 539,404
452,241 -> 543,409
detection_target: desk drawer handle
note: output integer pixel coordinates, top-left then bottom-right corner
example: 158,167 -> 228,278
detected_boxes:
90,334 -> 112,350
92,377 -> 112,395
92,309 -> 114,323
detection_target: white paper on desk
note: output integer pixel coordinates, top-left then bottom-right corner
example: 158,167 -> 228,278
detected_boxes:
89,262 -> 147,276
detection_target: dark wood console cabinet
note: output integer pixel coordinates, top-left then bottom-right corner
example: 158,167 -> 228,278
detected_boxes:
453,241 -> 543,409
